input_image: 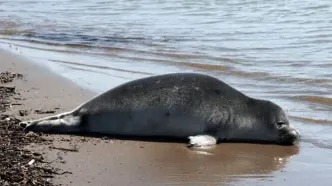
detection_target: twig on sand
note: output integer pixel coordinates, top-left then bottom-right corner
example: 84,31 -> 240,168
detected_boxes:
34,166 -> 72,175
34,109 -> 56,114
49,146 -> 79,152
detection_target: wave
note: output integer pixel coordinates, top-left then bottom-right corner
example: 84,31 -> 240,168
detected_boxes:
289,115 -> 332,125
291,95 -> 332,106
0,36 -> 331,90
0,31 -> 195,46
301,138 -> 332,151
0,36 -> 239,64
65,65 -> 132,80
51,59 -> 154,76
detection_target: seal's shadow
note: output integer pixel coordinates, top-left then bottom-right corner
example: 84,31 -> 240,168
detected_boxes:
41,131 -> 189,144
39,131 -> 298,146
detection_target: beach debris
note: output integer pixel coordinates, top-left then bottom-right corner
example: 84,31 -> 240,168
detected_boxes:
25,132 -> 40,138
0,71 -> 61,186
0,112 -> 56,185
34,109 -> 56,114
12,102 -> 22,105
0,86 -> 15,93
0,71 -> 23,84
19,110 -> 29,116
49,146 -> 79,152
0,87 -> 16,113
33,167 -> 72,175
101,136 -> 110,140
32,152 -> 42,157
28,159 -> 35,166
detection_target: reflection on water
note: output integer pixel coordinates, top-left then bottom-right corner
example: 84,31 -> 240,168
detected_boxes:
0,0 -> 332,185
57,139 -> 299,186
154,143 -> 299,185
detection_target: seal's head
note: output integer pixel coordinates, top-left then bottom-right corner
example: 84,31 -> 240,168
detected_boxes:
225,98 -> 300,145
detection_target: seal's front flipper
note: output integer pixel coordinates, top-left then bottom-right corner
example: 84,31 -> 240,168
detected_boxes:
187,135 -> 217,148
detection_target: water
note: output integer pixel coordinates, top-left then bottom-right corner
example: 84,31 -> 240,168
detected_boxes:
1,0 -> 332,185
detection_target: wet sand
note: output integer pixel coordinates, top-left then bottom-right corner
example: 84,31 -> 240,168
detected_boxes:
0,49 -> 328,186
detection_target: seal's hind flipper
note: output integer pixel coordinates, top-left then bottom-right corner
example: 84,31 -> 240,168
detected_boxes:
19,112 -> 81,133
187,135 -> 217,148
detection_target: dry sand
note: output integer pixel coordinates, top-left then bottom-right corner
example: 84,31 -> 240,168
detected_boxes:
1,49 -> 301,186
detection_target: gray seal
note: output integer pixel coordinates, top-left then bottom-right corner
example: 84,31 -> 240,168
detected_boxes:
19,73 -> 300,147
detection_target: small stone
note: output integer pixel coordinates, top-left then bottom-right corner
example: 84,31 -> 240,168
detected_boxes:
28,159 -> 35,166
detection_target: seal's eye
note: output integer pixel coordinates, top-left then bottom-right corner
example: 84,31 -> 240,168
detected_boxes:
276,121 -> 285,128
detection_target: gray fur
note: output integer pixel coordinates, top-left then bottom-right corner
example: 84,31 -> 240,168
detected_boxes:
19,73 -> 300,147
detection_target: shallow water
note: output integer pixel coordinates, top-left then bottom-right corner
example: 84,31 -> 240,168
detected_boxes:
1,0 -> 332,185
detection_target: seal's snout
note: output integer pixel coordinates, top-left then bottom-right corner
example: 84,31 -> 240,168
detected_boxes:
288,125 -> 301,139
291,129 -> 300,139
279,126 -> 301,145
289,129 -> 300,143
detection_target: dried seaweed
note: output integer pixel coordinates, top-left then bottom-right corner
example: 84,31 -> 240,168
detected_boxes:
0,72 -> 58,186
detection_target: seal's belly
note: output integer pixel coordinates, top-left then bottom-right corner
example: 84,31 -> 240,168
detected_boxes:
85,108 -> 207,138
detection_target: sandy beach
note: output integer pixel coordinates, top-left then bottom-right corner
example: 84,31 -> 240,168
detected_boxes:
0,49 -> 312,186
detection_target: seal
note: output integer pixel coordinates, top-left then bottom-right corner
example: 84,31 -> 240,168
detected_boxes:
19,73 -> 300,147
